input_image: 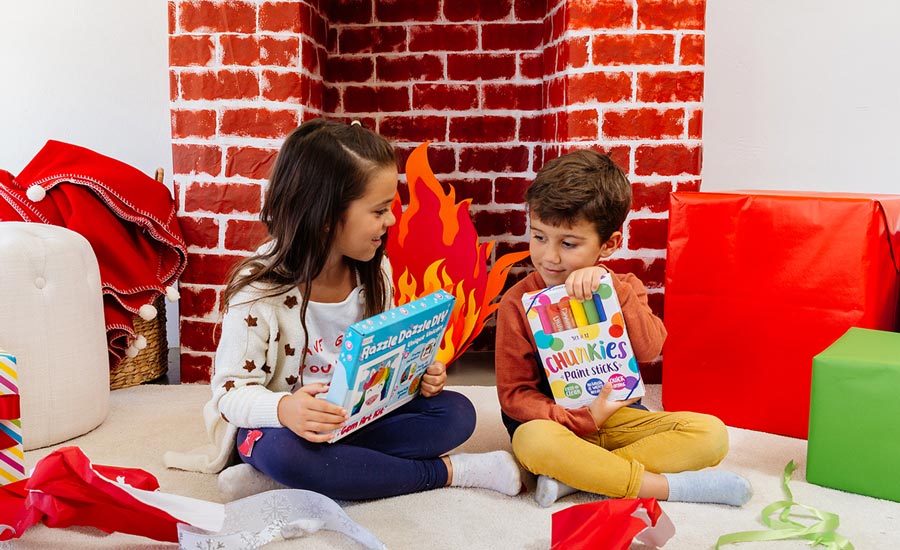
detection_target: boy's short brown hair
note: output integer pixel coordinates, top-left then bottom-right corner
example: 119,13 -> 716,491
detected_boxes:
526,150 -> 631,242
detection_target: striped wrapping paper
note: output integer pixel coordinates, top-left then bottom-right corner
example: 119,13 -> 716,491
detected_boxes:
0,350 -> 24,485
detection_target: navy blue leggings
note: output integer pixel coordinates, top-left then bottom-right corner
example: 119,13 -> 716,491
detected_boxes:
236,390 -> 476,501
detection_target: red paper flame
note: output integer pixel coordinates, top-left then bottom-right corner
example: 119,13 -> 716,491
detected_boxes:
386,143 -> 529,365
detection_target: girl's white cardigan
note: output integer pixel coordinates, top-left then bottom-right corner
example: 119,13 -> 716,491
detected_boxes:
164,258 -> 392,473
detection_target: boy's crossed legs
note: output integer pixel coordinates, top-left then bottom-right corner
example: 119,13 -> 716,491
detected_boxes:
513,408 -> 751,507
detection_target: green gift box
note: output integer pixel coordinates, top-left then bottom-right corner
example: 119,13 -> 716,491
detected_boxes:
807,327 -> 900,502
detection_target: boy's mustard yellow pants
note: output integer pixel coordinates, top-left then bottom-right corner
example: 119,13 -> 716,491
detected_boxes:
512,407 -> 729,497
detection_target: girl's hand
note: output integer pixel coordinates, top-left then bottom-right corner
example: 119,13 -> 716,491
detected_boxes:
420,361 -> 447,397
565,265 -> 609,301
277,383 -> 349,443
587,383 -> 640,429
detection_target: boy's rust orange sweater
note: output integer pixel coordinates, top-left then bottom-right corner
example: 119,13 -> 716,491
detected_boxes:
495,269 -> 667,438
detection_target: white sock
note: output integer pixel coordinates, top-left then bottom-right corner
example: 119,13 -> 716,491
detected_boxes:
448,451 -> 522,496
218,463 -> 289,501
535,475 -> 580,508
663,469 -> 752,506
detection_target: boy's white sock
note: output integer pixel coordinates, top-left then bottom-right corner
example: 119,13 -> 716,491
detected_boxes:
535,475 -> 581,508
663,469 -> 752,506
448,451 -> 522,496
218,463 -> 289,501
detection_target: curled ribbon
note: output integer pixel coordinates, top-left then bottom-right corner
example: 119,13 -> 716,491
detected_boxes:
715,460 -> 854,550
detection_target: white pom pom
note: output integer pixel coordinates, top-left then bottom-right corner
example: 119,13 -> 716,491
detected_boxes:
26,185 -> 46,202
125,345 -> 140,358
138,303 -> 158,321
165,285 -> 180,302
134,334 -> 148,350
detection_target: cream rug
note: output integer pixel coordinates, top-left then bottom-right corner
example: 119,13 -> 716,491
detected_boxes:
13,384 -> 899,549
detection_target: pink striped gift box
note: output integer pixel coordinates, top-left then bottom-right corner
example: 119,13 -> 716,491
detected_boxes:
0,349 -> 24,485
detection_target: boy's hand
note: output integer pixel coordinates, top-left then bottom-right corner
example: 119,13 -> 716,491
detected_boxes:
587,383 -> 640,429
565,265 -> 609,301
420,361 -> 447,397
277,383 -> 349,443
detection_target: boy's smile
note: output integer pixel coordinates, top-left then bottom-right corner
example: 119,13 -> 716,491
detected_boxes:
528,214 -> 618,287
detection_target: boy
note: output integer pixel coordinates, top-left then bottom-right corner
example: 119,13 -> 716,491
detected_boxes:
495,150 -> 751,507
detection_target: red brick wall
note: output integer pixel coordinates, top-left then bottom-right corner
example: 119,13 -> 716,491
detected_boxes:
168,0 -> 705,382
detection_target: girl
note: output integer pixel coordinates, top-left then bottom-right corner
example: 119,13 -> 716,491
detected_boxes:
165,119 -> 521,501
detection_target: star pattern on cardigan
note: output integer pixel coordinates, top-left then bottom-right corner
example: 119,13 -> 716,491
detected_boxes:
222,280 -> 356,432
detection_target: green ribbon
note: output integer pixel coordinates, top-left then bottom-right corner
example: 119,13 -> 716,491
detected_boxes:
715,460 -> 854,550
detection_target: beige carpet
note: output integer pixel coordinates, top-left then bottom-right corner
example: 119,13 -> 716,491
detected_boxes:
13,384 -> 899,549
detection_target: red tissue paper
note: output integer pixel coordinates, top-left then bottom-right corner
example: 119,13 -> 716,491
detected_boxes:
551,498 -> 674,550
0,446 -> 219,542
0,141 -> 187,367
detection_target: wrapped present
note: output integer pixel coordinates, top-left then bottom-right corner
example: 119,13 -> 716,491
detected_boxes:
0,350 -> 24,485
663,191 -> 900,438
807,328 -> 900,502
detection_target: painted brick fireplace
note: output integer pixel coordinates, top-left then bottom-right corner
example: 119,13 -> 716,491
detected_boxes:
168,0 -> 705,383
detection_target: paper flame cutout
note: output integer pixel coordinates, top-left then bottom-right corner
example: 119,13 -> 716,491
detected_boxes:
386,143 -> 530,365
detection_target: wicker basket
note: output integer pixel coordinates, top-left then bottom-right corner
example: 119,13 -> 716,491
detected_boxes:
108,169 -> 171,390
110,295 -> 169,389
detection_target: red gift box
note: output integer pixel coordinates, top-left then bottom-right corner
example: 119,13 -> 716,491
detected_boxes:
662,191 -> 900,438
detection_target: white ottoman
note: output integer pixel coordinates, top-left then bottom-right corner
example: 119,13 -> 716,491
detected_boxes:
0,222 -> 109,450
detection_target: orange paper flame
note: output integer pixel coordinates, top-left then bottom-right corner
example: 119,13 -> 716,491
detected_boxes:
386,143 -> 530,365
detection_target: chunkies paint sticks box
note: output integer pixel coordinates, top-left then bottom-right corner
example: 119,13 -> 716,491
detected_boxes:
522,274 -> 644,408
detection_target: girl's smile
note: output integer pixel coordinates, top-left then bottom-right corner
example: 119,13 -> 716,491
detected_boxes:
333,166 -> 398,263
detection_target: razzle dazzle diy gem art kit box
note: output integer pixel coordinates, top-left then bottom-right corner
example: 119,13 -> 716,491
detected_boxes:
521,274 -> 644,408
323,290 -> 455,441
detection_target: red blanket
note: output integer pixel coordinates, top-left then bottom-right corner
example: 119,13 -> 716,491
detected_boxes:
0,140 -> 187,366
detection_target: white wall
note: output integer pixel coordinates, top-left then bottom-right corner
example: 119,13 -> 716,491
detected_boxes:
0,0 -> 179,346
703,1 -> 900,194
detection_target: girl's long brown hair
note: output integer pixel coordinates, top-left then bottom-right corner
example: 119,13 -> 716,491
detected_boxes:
222,118 -> 396,365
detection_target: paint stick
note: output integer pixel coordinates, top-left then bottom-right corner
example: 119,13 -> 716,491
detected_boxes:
534,304 -> 553,334
547,303 -> 565,333
591,292 -> 608,323
569,298 -> 589,327
582,297 -> 600,324
557,297 -> 576,330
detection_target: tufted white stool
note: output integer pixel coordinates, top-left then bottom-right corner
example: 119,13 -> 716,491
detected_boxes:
0,222 -> 109,450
